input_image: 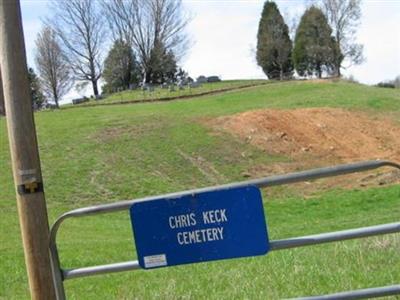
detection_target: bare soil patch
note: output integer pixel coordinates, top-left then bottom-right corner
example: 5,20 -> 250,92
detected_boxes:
207,108 -> 400,190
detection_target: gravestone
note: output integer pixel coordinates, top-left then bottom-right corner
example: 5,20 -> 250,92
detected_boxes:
196,75 -> 207,84
72,97 -> 89,105
207,76 -> 221,83
189,82 -> 200,88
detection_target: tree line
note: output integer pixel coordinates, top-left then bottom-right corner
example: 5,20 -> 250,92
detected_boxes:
256,0 -> 363,80
25,0 -> 189,109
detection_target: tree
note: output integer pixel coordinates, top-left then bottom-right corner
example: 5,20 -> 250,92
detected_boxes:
175,67 -> 189,83
0,66 -> 44,112
101,0 -> 189,83
321,0 -> 364,76
147,41 -> 177,83
27,68 -> 45,110
47,0 -> 105,96
35,26 -> 72,108
0,66 -> 45,113
103,39 -> 139,93
163,50 -> 178,82
293,6 -> 338,78
256,1 -> 293,80
0,66 -> 4,115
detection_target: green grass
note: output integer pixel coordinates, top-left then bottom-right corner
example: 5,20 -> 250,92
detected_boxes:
0,80 -> 399,299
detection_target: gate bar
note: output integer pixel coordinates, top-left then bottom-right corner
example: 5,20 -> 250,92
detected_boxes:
63,261 -> 140,280
62,221 -> 400,280
295,284 -> 400,300
50,160 -> 400,226
269,221 -> 400,250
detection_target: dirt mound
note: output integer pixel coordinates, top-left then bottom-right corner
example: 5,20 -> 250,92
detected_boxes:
208,108 -> 400,190
211,108 -> 400,161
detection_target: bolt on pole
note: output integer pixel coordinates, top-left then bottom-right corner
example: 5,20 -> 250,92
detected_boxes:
0,0 -> 56,299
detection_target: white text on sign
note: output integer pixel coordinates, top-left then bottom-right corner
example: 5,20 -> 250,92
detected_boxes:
168,209 -> 228,245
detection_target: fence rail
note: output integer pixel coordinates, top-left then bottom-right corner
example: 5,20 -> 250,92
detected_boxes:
49,160 -> 400,300
296,285 -> 400,300
61,222 -> 400,281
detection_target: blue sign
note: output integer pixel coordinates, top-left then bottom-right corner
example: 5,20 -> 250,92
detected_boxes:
130,186 -> 269,269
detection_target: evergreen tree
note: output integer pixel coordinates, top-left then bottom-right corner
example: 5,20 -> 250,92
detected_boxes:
103,39 -> 139,93
175,68 -> 188,83
293,6 -> 338,78
163,50 -> 178,82
27,68 -> 45,110
147,41 -> 177,84
256,1 -> 293,80
147,41 -> 165,84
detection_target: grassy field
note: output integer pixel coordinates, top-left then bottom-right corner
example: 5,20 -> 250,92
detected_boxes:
67,79 -> 267,107
0,80 -> 399,299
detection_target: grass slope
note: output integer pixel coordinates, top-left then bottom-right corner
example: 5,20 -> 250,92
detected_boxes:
0,80 -> 399,299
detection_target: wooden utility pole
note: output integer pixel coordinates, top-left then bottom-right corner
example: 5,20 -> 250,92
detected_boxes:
0,0 -> 56,299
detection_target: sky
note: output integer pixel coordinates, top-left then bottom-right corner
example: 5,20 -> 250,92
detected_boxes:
20,0 -> 400,104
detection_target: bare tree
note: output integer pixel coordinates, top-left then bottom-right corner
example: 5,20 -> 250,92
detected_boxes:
101,0 -> 189,83
34,26 -> 72,108
47,0 -> 105,96
0,65 -> 4,115
321,0 -> 364,76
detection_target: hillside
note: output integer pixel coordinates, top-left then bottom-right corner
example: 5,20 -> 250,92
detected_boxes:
0,80 -> 399,299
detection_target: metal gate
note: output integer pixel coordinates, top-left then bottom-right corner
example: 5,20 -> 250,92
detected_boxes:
49,160 -> 400,299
